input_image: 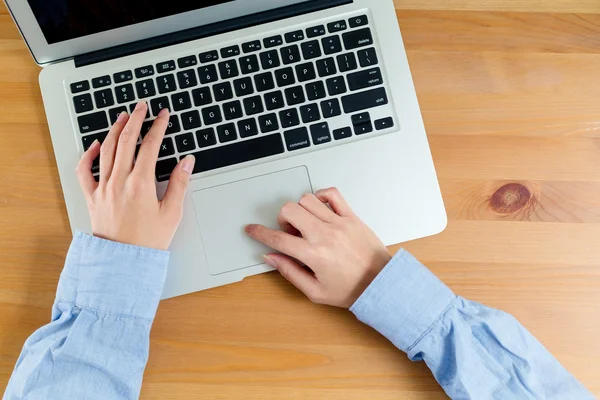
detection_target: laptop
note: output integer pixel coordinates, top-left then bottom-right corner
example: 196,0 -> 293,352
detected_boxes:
6,0 -> 447,299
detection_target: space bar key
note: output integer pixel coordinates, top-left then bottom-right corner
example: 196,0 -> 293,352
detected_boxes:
189,133 -> 285,174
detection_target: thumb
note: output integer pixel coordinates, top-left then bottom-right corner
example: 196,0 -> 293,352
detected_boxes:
161,155 -> 195,213
264,253 -> 321,302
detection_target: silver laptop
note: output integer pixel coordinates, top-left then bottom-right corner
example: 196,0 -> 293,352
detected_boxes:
6,0 -> 446,299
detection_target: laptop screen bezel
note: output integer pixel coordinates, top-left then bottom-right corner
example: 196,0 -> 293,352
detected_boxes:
4,0 -> 312,66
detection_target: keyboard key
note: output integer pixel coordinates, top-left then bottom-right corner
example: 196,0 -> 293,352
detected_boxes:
109,106 -> 128,124
295,62 -> 316,82
347,67 -> 383,91
343,28 -> 373,50
181,110 -> 202,130
284,127 -> 310,151
239,55 -> 260,75
177,69 -> 198,89
71,80 -> 90,93
322,36 -> 342,55
157,60 -> 176,73
279,108 -> 300,128
243,96 -> 264,116
78,111 -> 109,133
223,100 -> 243,121
175,132 -> 197,153
328,20 -> 348,33
242,40 -> 262,53
264,91 -> 285,111
135,79 -> 156,98
129,103 -> 150,119
264,35 -> 283,48
192,87 -> 212,107
337,52 -> 358,72
81,131 -> 108,150
275,67 -> 295,87
221,45 -> 240,58
320,98 -> 342,118
157,74 -> 177,94
202,105 -> 223,125
213,82 -> 234,102
135,66 -> 155,78
300,103 -> 320,123
115,84 -> 135,104
285,30 -> 305,43
358,47 -> 379,67
349,15 -> 369,28
188,133 -> 284,174
172,92 -> 192,112
177,55 -> 197,68
92,76 -> 111,88
198,65 -> 219,84
260,50 -> 281,70
310,122 -> 332,145
141,120 -> 154,136
306,25 -> 326,38
199,50 -> 219,63
159,137 -> 176,157
375,117 -> 394,130
333,126 -> 353,140
285,86 -> 306,106
281,45 -> 301,65
94,89 -> 115,108
73,93 -> 93,114
306,81 -> 327,101
218,59 -> 239,79
233,77 -> 254,97
237,118 -> 259,138
259,113 -> 279,133
217,123 -> 238,143
114,70 -> 133,83
341,87 -> 388,113
166,115 -> 182,135
354,121 -> 373,135
351,112 -> 371,125
301,40 -> 321,60
316,57 -> 337,77
156,158 -> 178,182
150,97 -> 171,115
326,76 -> 347,96
254,72 -> 275,92
196,128 -> 217,148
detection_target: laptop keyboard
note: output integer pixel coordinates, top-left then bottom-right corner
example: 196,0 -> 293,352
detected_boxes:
71,13 -> 395,182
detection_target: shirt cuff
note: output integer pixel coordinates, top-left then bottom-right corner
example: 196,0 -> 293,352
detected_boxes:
57,231 -> 170,320
350,250 -> 456,353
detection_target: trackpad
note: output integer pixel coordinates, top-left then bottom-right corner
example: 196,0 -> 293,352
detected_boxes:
192,167 -> 312,276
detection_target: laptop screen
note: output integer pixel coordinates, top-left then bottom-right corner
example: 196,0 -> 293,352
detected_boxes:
27,0 -> 235,44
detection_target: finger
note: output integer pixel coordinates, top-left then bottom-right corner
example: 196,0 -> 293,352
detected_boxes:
264,253 -> 321,300
161,155 -> 195,214
245,224 -> 313,262
76,140 -> 101,198
277,202 -> 321,236
99,111 -> 130,182
112,102 -> 147,180
134,108 -> 170,178
315,187 -> 355,217
298,193 -> 337,222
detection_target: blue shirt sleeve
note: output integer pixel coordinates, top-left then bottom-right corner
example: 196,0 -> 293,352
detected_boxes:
3,232 -> 169,400
351,250 -> 595,400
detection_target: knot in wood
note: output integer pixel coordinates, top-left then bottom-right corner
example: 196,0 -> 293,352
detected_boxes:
490,183 -> 531,214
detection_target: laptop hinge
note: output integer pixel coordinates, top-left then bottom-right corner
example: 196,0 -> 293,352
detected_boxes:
74,0 -> 353,67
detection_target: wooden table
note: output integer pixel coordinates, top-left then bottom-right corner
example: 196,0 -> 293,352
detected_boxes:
1,1 -> 599,398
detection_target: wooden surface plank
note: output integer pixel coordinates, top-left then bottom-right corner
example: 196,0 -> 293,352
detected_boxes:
1,3 -> 599,399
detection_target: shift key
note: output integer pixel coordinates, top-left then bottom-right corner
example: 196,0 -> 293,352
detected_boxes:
78,111 -> 109,134
341,87 -> 388,114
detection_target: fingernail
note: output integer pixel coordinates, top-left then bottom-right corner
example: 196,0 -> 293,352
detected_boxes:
117,112 -> 128,122
91,139 -> 100,148
244,225 -> 254,235
264,255 -> 277,268
158,108 -> 170,117
181,155 -> 195,174
135,101 -> 146,110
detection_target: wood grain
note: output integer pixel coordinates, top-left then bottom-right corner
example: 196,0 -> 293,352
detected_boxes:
1,2 -> 600,399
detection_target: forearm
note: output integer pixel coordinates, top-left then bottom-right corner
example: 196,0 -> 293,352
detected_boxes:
351,250 -> 594,400
3,232 -> 169,400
